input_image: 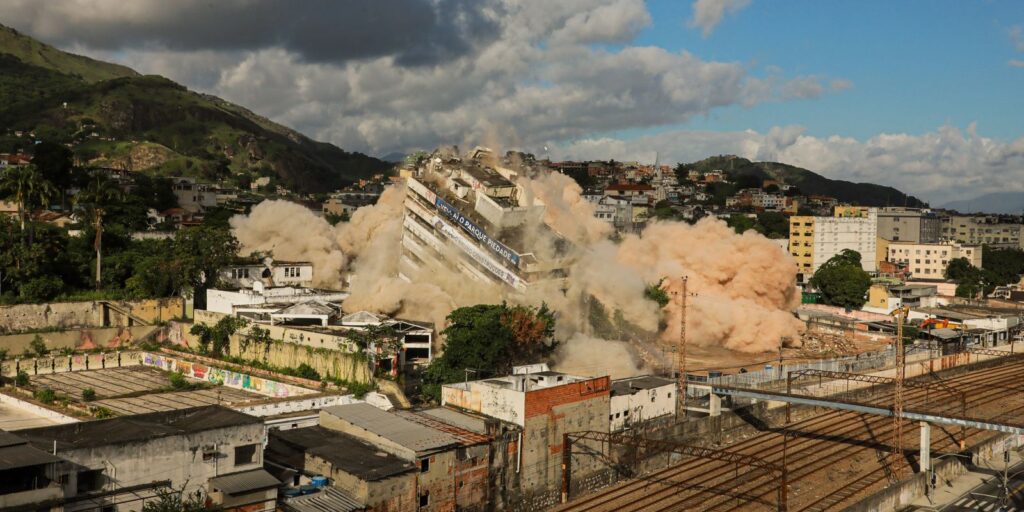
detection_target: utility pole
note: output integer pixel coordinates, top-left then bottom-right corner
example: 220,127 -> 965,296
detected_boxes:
891,306 -> 909,481
678,276 -> 688,418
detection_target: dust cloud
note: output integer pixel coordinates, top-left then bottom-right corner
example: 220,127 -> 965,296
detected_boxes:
229,147 -> 804,376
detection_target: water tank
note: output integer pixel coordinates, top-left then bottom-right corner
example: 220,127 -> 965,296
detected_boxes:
310,476 -> 328,488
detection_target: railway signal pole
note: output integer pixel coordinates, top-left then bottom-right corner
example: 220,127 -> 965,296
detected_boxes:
891,306 -> 909,480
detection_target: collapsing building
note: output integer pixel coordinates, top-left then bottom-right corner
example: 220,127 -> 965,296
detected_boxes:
400,146 -> 573,292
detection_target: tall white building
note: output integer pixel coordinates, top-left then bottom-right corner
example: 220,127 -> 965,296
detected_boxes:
400,147 -> 572,291
789,207 -> 878,281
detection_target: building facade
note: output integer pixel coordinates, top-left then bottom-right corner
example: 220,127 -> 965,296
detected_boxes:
789,208 -> 878,280
941,215 -> 1024,249
608,375 -> 676,431
887,241 -> 982,279
876,207 -> 941,243
441,365 -> 611,494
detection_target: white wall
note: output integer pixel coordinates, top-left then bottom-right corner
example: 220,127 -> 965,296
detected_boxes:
609,384 -> 675,431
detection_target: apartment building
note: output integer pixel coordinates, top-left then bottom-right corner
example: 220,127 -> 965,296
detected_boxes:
941,215 -> 1024,249
789,207 -> 878,280
401,147 -> 572,292
887,241 -> 982,278
876,207 -> 941,243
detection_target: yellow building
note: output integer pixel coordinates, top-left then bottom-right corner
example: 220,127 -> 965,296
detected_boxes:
788,216 -> 815,275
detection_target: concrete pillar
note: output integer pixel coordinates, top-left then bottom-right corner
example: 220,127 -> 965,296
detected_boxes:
709,393 -> 722,417
920,421 -> 931,473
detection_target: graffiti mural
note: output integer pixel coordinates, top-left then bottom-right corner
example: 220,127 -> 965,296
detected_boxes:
139,352 -> 315,398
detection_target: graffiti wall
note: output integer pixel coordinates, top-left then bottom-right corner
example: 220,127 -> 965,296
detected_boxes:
141,352 -> 317,399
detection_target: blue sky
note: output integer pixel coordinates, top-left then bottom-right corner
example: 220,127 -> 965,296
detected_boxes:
633,0 -> 1024,140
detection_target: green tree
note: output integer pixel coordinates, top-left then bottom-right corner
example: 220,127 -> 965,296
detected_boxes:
422,303 -> 557,401
808,250 -> 871,308
173,226 -> 239,308
141,486 -> 217,512
0,165 -> 56,234
82,388 -> 97,401
190,316 -> 248,356
74,173 -> 126,289
31,142 -> 74,211
726,214 -> 757,234
643,280 -> 670,307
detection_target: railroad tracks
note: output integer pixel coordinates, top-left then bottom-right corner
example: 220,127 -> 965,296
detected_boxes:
552,358 -> 1024,512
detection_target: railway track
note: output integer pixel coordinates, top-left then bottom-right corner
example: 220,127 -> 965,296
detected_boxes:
553,357 -> 1024,512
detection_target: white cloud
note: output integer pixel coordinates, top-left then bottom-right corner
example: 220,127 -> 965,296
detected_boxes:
1009,59 -> 1024,69
1011,25 -> 1024,52
688,0 -> 751,38
830,79 -> 854,91
550,124 -> 1024,206
21,0 -> 838,157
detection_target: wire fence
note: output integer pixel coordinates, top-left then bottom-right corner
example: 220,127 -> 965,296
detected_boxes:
685,345 -> 940,398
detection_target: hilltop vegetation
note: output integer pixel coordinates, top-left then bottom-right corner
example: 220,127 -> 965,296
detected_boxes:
680,155 -> 926,208
0,24 -> 389,193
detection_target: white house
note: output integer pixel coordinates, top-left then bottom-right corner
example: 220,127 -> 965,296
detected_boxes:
609,375 -> 677,431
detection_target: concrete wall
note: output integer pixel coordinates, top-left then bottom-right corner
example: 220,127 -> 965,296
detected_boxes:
1,351 -> 140,378
0,326 -> 158,355
56,422 -> 265,512
141,352 -> 318,399
441,383 -> 526,427
521,377 -> 611,493
227,336 -> 372,384
0,298 -> 185,333
609,383 -> 675,431
307,453 -> 416,512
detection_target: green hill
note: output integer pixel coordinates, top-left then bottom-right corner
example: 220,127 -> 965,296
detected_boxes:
0,24 -> 137,83
682,155 -> 926,207
0,24 -> 389,193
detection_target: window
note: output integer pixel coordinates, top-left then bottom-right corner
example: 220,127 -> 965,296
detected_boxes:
420,491 -> 430,508
420,457 -> 430,473
234,444 -> 258,466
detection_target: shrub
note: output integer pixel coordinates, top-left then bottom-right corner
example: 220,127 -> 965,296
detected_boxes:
0,348 -> 8,361
294,363 -> 321,381
15,371 -> 29,386
168,371 -> 190,390
19,275 -> 64,302
35,388 -> 56,404
28,335 -> 48,357
82,388 -> 97,402
93,407 -> 114,419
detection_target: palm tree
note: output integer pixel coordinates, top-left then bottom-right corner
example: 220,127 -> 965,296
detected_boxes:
74,173 -> 125,289
0,164 -> 56,235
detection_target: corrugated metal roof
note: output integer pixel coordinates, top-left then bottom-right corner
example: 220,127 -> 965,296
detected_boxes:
0,442 -> 65,470
285,487 -> 366,512
418,407 -> 489,435
322,403 -> 459,453
209,469 -> 280,496
267,426 -> 415,481
20,406 -> 260,451
395,411 -> 491,446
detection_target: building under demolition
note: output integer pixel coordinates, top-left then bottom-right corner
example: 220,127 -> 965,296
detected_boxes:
400,146 -> 572,292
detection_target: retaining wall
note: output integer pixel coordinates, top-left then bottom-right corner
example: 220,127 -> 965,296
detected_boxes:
0,297 -> 185,333
0,326 -> 159,355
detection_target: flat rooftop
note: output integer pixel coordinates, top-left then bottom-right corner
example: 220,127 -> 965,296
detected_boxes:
611,375 -> 676,396
19,405 -> 261,451
29,366 -> 264,416
323,402 -> 460,453
268,425 -> 414,481
456,370 -> 590,393
0,399 -> 64,431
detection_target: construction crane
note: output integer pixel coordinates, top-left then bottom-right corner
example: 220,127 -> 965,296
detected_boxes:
889,305 -> 910,480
